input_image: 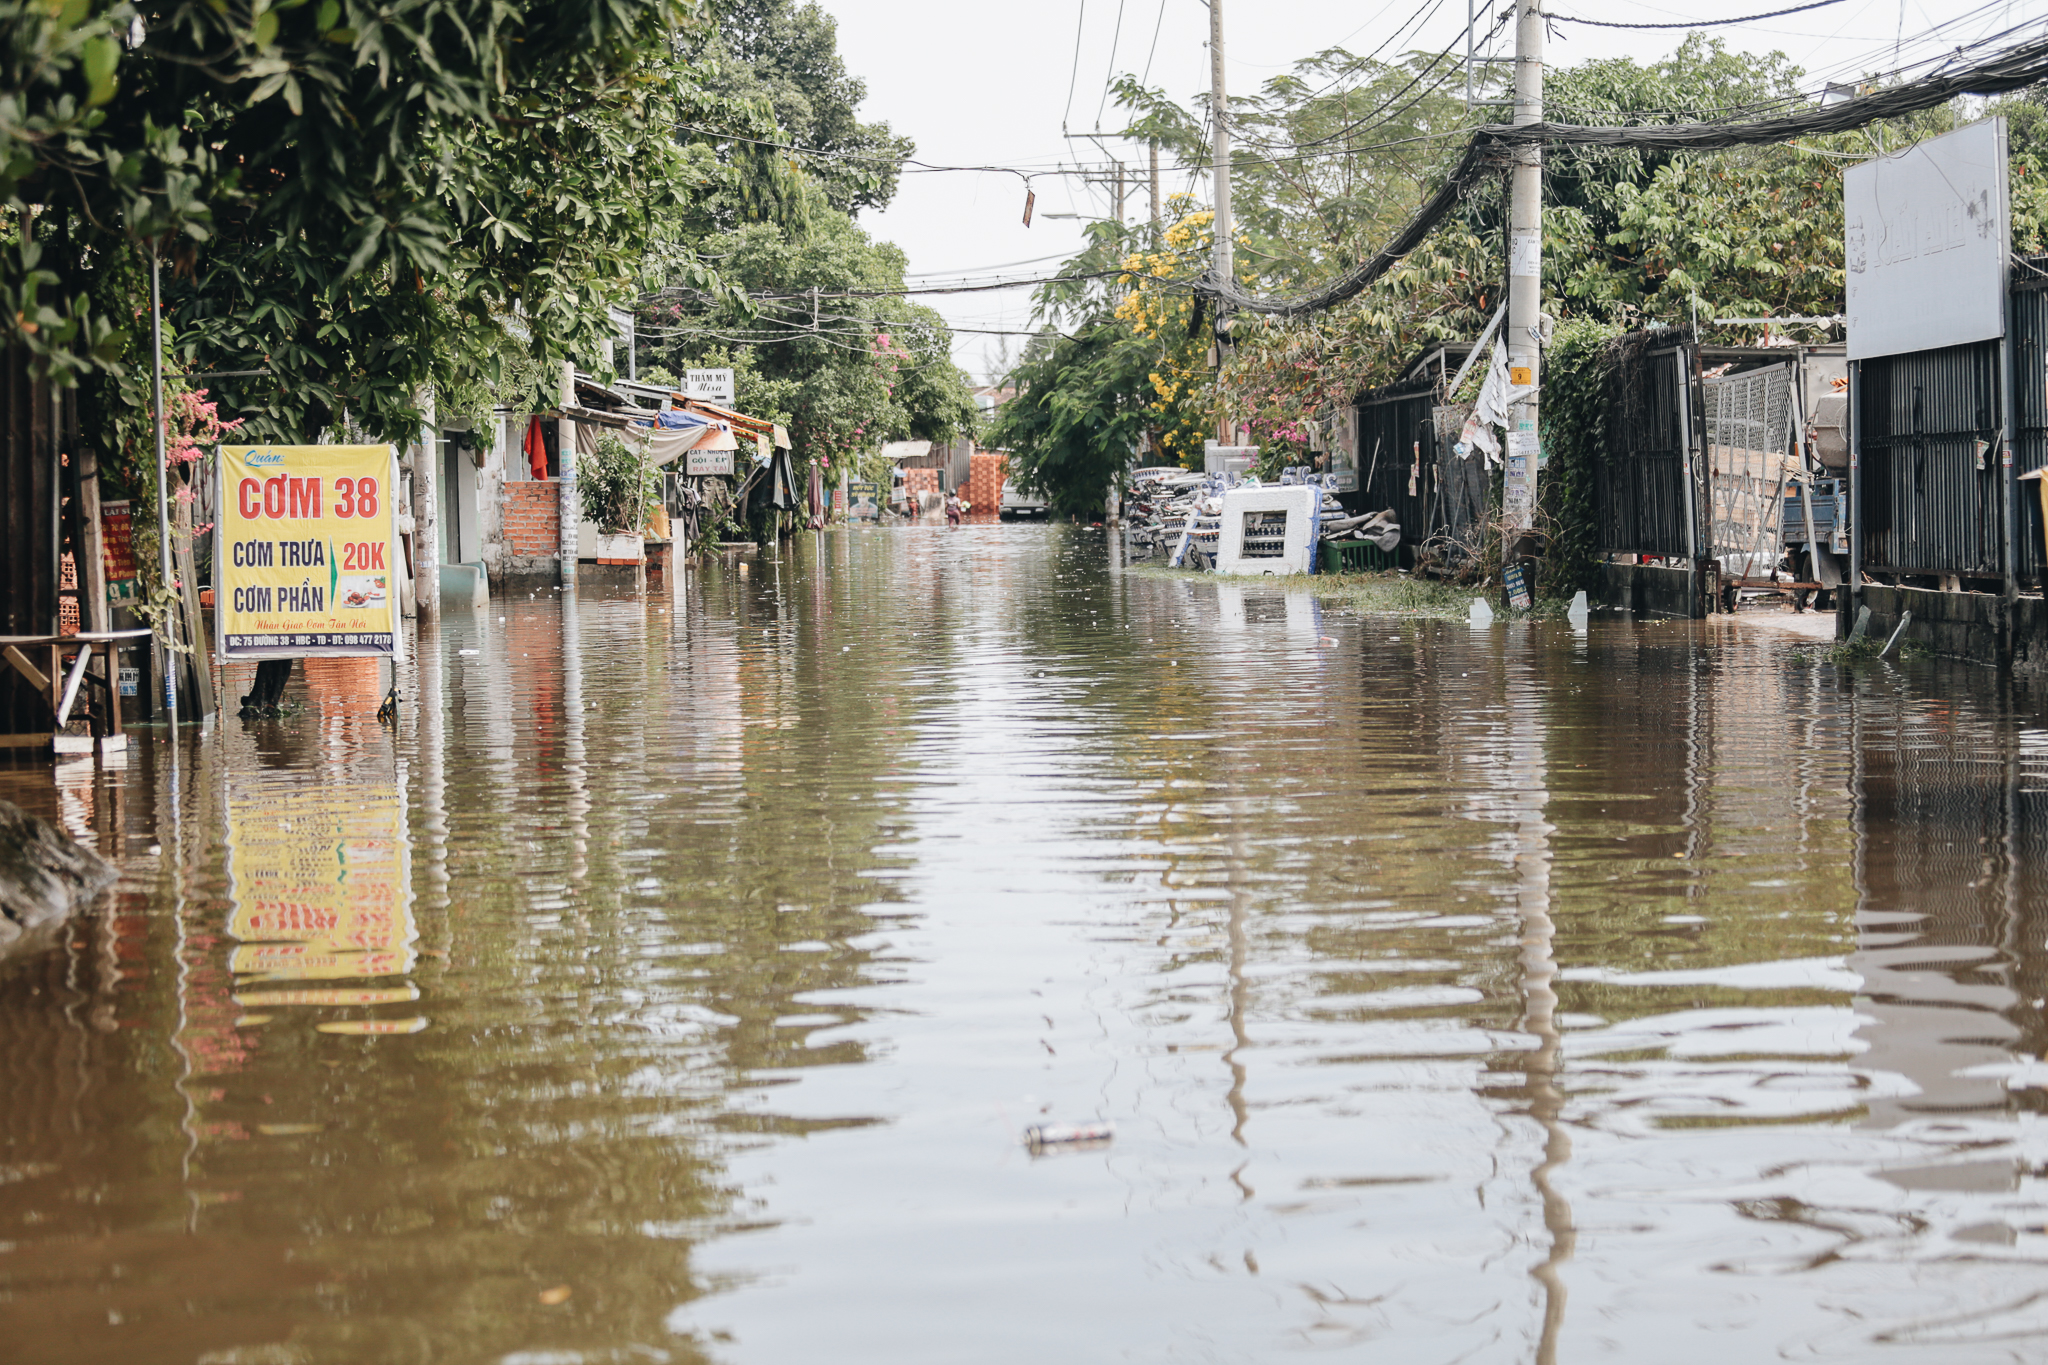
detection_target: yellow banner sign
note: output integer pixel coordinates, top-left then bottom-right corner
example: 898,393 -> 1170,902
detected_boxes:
216,443 -> 401,658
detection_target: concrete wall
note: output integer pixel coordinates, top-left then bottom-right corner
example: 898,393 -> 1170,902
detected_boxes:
476,414 -> 511,572
444,432 -> 483,564
1851,585 -> 2048,674
1594,562 -> 1701,618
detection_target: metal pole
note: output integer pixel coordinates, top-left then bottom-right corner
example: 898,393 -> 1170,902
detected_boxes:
1446,298 -> 1509,400
1208,0 -> 1233,289
1502,0 -> 1544,542
557,360 -> 577,586
2001,307 -> 2018,607
1678,348 -> 1700,616
150,244 -> 178,729
413,392 -> 440,622
1847,359 -> 1861,635
1467,0 -> 1476,111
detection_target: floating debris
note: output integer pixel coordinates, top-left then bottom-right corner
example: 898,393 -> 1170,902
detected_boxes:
1024,1122 -> 1115,1152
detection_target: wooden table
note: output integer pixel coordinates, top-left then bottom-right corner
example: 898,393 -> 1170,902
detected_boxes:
0,629 -> 154,755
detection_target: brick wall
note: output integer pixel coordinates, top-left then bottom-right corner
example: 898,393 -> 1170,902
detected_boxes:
502,481 -> 560,556
902,467 -> 940,506
967,451 -> 1007,517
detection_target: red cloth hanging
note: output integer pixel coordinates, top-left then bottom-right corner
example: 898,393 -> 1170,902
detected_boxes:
524,415 -> 548,480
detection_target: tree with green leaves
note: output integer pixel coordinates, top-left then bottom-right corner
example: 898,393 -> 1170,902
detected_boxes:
4,1 -> 801,462
690,0 -> 912,214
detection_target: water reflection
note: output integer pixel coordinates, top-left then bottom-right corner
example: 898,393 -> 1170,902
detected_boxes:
220,780 -> 418,1027
6,528 -> 2048,1362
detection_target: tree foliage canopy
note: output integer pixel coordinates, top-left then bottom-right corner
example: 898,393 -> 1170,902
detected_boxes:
3,0 -> 974,489
1005,34 -> 2048,501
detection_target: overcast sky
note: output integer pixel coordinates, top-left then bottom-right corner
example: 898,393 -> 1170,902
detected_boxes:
815,0 -> 2042,381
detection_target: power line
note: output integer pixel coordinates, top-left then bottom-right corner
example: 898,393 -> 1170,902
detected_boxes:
1140,0 -> 1169,88
1294,0 -> 1463,106
1096,0 -> 1129,129
905,251 -> 1078,277
1288,3 -> 1510,150
1064,0 -> 1089,132
673,124 -> 1122,181
1548,0 -> 1846,28
644,266 -> 1193,306
1197,31 -> 2048,318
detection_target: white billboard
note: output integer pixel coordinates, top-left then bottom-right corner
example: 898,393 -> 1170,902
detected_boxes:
1845,118 -> 2009,361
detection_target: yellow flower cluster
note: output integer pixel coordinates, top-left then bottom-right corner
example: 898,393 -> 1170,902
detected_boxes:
1162,211 -> 1214,252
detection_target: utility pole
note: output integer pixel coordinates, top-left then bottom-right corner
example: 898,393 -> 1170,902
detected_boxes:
1208,0 -> 1233,290
1149,139 -> 1161,227
1503,0 -> 1543,541
1466,0 -> 1476,111
1210,0 -> 1235,446
558,359 -> 577,586
1115,161 -> 1126,223
149,243 -> 176,728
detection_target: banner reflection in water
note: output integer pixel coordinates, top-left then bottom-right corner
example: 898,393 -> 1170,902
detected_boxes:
224,781 -> 420,1034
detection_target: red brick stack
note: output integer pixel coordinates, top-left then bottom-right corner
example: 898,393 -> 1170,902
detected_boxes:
966,450 -> 1007,518
502,481 -> 560,556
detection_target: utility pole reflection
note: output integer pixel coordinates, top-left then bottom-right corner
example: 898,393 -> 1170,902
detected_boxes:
1504,628 -> 1573,1364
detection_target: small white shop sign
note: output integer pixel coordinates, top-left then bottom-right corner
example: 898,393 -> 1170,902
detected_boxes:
686,448 -> 734,476
682,368 -> 734,404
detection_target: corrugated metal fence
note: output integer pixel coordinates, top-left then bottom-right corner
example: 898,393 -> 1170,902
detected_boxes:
1856,338 -> 2003,578
1599,341 -> 1700,559
1854,259 -> 2048,587
2010,279 -> 2048,586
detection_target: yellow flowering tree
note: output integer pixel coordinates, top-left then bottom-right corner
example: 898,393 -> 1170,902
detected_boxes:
1109,199 -> 1224,468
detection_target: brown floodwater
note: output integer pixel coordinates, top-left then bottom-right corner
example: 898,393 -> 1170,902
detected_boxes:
6,523 -> 2048,1364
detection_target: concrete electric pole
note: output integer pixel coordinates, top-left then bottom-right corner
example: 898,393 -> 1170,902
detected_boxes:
1150,139 -> 1161,227
1503,0 -> 1544,539
558,359 -> 577,586
1209,0 -> 1236,445
1208,0 -> 1233,290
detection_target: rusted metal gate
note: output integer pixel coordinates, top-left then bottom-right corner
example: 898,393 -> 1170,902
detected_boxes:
1355,386 -> 1435,566
1598,340 -> 1700,559
1353,385 -> 1492,567
1702,362 -> 1796,577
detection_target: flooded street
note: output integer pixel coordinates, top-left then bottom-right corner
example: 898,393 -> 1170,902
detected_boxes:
8,522 -> 2048,1364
